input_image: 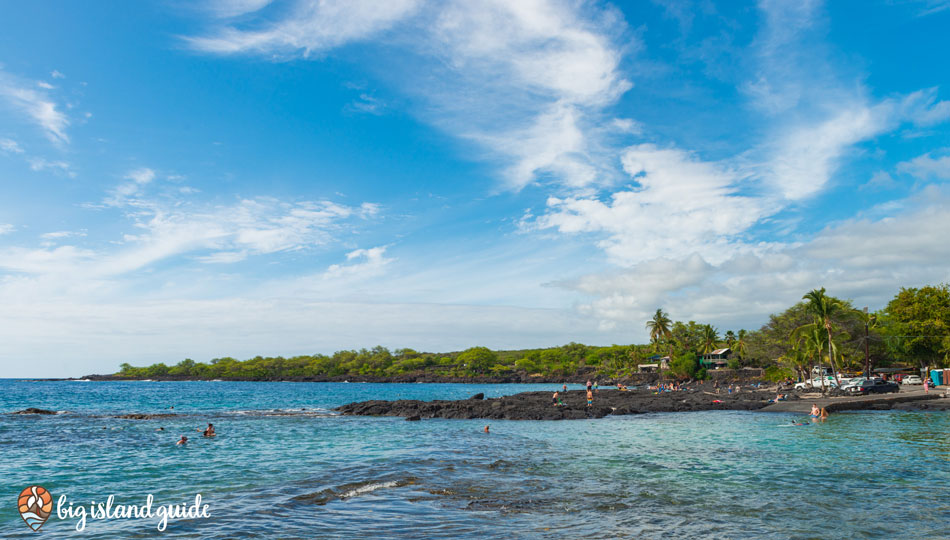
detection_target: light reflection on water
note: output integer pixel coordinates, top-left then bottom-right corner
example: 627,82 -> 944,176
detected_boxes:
1,380 -> 948,539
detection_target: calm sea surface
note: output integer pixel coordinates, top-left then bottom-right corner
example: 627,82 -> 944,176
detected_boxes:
1,380 -> 948,539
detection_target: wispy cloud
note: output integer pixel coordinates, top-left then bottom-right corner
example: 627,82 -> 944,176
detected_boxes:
862,170 -> 899,191
40,230 -> 87,240
0,138 -> 24,154
187,0 -> 422,55
534,144 -> 767,265
28,157 -> 75,177
105,167 -> 157,206
0,224 -> 14,236
323,246 -> 393,280
557,186 -> 950,333
189,0 -> 631,191
0,165 -> 381,284
898,150 -> 950,180
0,67 -> 70,144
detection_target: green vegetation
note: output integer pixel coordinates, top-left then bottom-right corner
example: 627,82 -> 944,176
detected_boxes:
113,284 -> 950,381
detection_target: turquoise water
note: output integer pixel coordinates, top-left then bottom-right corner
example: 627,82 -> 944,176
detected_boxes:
1,380 -> 949,539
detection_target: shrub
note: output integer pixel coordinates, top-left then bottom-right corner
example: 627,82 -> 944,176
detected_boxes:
669,352 -> 700,380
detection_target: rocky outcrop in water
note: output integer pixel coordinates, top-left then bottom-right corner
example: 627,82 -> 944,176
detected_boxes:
10,408 -> 58,415
114,413 -> 179,420
335,387 -> 781,421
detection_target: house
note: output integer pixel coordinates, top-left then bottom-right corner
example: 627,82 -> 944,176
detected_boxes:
701,348 -> 731,369
638,354 -> 670,372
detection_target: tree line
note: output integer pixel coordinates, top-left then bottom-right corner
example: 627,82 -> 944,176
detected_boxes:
114,283 -> 950,381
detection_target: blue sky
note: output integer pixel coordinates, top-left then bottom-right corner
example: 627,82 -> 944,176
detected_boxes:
1,0 -> 949,377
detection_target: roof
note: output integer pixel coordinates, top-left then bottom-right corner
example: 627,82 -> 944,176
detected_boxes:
710,348 -> 731,355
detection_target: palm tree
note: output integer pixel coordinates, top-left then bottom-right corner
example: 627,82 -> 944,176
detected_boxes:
733,329 -> 748,363
781,342 -> 810,381
792,324 -> 836,392
646,309 -> 673,357
700,324 -> 720,355
852,308 -> 878,377
724,330 -> 736,348
802,288 -> 846,386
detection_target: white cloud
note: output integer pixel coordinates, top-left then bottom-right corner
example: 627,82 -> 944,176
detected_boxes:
195,250 -> 248,264
0,68 -> 70,144
899,88 -> 950,126
0,164 -> 381,281
0,138 -> 23,154
37,81 -> 54,90
190,0 -> 631,191
554,187 -> 950,337
187,0 -> 422,55
28,157 -> 74,176
205,0 -> 273,18
50,70 -> 65,79
323,246 -> 392,280
346,93 -> 385,115
0,224 -> 14,235
40,230 -> 87,240
105,167 -> 157,206
862,170 -> 898,191
535,144 -> 768,264
764,105 -> 886,200
897,150 -> 950,180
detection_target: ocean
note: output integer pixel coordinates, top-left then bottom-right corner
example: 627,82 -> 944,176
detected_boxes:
1,379 -> 948,539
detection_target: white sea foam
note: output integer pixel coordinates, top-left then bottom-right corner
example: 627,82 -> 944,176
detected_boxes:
339,481 -> 399,500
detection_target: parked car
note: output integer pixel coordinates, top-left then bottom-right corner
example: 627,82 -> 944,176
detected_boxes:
846,379 -> 900,395
840,377 -> 871,392
902,375 -> 923,385
794,376 -> 839,390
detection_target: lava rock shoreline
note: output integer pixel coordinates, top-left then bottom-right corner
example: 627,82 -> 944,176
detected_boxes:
335,387 -> 787,421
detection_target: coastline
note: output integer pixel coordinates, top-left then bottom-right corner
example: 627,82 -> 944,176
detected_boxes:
74,369 -> 768,385
335,384 -> 950,420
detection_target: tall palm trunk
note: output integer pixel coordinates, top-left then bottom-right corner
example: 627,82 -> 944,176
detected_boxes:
825,320 -> 841,387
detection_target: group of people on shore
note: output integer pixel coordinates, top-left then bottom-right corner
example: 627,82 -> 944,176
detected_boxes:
552,380 -> 598,408
652,382 -> 686,393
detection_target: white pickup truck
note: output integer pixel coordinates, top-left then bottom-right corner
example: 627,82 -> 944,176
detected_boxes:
794,376 -> 839,390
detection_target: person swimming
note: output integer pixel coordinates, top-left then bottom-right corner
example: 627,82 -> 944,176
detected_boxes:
176,436 -> 188,446
484,425 -> 490,433
198,423 -> 216,437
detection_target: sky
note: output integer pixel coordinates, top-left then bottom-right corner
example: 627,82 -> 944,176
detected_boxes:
1,0 -> 949,377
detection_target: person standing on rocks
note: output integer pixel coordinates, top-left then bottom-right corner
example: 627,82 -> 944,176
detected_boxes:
586,379 -> 592,393
586,389 -> 593,408
593,381 -> 598,394
552,391 -> 560,407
